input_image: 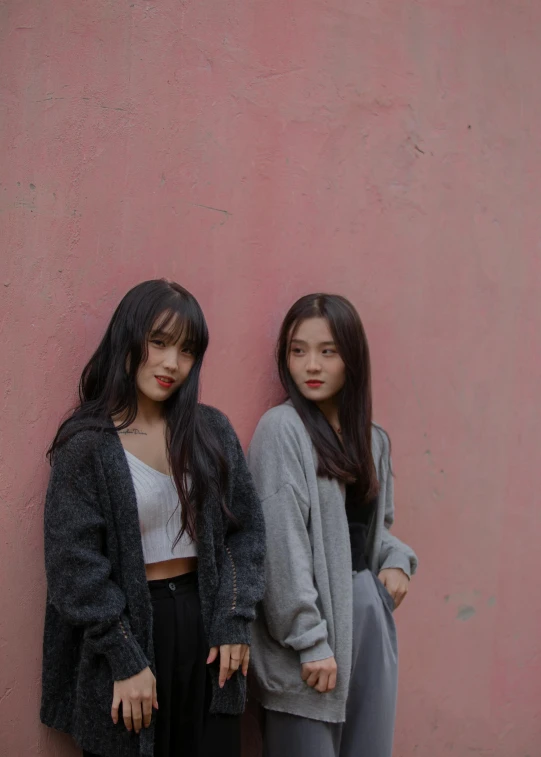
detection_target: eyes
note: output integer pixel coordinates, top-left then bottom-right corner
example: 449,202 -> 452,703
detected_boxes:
290,346 -> 338,357
149,339 -> 194,356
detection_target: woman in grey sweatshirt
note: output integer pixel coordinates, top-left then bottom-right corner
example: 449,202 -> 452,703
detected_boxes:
247,293 -> 418,757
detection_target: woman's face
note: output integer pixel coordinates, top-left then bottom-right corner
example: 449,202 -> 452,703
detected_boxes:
136,318 -> 196,403
287,317 -> 346,404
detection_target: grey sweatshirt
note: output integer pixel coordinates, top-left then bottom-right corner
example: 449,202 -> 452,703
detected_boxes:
247,402 -> 418,723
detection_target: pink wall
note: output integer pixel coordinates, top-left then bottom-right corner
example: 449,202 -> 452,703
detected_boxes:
2,1 -> 541,755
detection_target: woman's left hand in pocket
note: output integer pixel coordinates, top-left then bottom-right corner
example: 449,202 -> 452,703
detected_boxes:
378,568 -> 410,609
207,644 -> 250,687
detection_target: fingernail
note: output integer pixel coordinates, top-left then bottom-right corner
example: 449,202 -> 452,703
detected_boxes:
243,671 -> 247,677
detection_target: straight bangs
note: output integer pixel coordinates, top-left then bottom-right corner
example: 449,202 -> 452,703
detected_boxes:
150,300 -> 208,361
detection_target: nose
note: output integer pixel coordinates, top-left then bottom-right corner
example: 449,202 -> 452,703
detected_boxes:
306,352 -> 321,373
162,347 -> 179,372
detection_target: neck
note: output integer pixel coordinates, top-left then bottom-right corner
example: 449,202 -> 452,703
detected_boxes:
316,397 -> 340,433
134,391 -> 165,427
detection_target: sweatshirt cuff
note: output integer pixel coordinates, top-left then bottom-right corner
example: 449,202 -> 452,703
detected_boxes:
379,550 -> 413,578
299,639 -> 334,665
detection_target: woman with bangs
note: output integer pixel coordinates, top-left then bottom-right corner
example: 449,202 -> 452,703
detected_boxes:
247,294 -> 418,757
40,280 -> 265,757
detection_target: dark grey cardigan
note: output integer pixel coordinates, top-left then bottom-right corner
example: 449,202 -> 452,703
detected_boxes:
40,405 -> 265,757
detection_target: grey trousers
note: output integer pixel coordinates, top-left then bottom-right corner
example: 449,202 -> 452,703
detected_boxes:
263,570 -> 398,757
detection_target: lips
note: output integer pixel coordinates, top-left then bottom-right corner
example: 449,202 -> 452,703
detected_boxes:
305,380 -> 324,388
155,376 -> 174,389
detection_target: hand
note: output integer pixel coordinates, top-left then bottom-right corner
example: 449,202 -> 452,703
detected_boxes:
378,568 -> 410,609
301,656 -> 337,694
111,666 -> 158,733
207,644 -> 250,688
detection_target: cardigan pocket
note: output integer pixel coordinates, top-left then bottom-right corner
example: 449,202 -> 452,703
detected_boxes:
374,574 -> 395,613
77,643 -> 115,717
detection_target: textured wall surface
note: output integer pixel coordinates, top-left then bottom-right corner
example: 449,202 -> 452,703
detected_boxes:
1,1 -> 541,755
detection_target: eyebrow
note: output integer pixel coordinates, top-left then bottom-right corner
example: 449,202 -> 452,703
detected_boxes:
290,339 -> 336,346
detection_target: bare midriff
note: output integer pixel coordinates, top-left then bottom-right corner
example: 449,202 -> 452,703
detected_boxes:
145,556 -> 198,581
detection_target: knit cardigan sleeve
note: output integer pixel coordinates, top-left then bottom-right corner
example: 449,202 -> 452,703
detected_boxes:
44,434 -> 149,681
207,417 -> 266,648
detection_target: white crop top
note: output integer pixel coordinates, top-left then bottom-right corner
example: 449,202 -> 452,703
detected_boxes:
124,449 -> 197,564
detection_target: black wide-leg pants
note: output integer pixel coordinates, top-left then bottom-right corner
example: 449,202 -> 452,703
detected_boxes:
84,572 -> 240,757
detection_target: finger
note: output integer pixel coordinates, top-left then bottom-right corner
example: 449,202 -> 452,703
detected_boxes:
111,692 -> 121,724
306,670 -> 319,688
207,646 -> 219,665
301,666 -> 311,682
315,671 -> 329,693
242,647 -> 250,677
152,678 -> 159,711
143,696 -> 153,728
219,647 -> 230,688
392,583 -> 404,598
227,644 -> 242,677
327,669 -> 337,692
123,699 -> 133,732
131,701 -> 143,734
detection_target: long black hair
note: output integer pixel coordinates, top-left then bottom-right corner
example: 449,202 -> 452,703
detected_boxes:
49,279 -> 230,542
277,293 -> 379,504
